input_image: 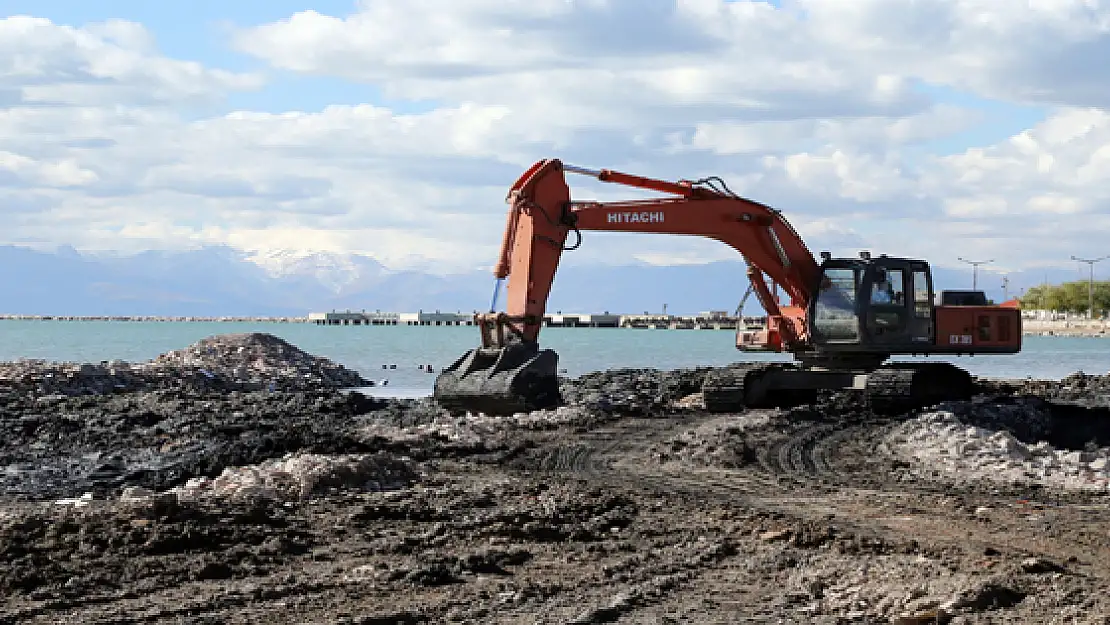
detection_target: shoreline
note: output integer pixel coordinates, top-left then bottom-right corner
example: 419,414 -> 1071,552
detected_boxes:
1022,319 -> 1110,337
2,315 -> 1109,337
0,315 -> 310,323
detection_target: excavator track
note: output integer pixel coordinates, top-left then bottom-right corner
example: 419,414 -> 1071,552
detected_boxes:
865,362 -> 974,415
701,363 -> 780,413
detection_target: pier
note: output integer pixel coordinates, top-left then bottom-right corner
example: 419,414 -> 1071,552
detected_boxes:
307,310 -> 767,330
0,311 -> 764,329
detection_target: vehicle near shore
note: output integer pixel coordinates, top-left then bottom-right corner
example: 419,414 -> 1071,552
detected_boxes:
435,159 -> 1022,416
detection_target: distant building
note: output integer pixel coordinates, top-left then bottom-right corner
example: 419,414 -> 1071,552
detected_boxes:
398,312 -> 469,325
545,313 -> 620,327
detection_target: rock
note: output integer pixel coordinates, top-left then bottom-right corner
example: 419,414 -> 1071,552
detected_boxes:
120,486 -> 179,516
884,399 -> 1110,493
760,529 -> 792,542
891,611 -> 942,625
939,581 -> 1026,614
54,492 -> 94,507
171,452 -> 419,503
673,392 -> 705,410
1020,557 -> 1065,574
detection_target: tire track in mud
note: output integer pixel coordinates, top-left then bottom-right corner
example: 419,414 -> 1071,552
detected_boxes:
525,413 -> 863,503
521,410 -> 1110,551
531,417 -> 687,476
608,412 -> 1110,579
526,412 -> 879,498
515,415 -> 768,623
517,428 -> 1110,624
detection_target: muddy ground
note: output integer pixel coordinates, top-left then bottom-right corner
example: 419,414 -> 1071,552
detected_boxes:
2,336 -> 1110,623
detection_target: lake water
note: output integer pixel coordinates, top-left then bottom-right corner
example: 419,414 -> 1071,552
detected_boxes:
0,321 -> 1107,397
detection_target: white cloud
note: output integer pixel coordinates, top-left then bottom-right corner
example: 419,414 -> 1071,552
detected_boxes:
0,16 -> 261,106
797,0 -> 1110,108
3,2 -> 1110,278
684,105 -> 980,158
0,151 -> 99,187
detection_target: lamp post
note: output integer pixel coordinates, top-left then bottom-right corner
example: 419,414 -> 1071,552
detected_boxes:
958,257 -> 994,291
1071,255 -> 1108,319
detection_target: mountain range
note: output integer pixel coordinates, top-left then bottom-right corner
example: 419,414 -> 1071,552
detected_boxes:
0,244 -> 1091,317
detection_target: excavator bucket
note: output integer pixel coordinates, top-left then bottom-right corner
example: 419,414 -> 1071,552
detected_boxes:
433,342 -> 562,415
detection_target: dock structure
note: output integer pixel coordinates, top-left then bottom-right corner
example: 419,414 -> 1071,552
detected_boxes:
308,311 -> 471,326
308,309 -> 767,329
545,313 -> 621,328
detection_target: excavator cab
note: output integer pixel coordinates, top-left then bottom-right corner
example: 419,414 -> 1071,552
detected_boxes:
808,253 -> 1019,359
810,255 -> 938,355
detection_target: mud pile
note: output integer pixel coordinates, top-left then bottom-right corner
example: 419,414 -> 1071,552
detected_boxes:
0,389 -> 392,499
649,411 -> 773,467
150,333 -> 369,390
1021,371 -> 1110,408
0,332 -> 371,396
558,367 -> 711,415
884,397 -> 1110,492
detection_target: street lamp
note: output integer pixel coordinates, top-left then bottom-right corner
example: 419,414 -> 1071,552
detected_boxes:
958,257 -> 994,291
1071,255 -> 1108,319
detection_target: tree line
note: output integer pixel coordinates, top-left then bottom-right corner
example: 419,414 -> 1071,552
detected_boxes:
1019,281 -> 1110,315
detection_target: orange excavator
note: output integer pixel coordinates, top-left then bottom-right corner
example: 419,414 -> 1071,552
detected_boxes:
434,159 -> 1021,416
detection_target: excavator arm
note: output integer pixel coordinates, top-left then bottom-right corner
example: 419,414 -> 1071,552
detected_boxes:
484,158 -> 819,350
434,158 -> 822,415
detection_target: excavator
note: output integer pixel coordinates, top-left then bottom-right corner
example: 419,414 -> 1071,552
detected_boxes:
433,158 -> 1022,416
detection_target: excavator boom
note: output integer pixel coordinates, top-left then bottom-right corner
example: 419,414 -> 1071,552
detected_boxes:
435,158 -> 822,415
490,159 -> 817,346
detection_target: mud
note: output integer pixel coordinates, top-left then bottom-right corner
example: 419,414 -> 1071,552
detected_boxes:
2,338 -> 1110,623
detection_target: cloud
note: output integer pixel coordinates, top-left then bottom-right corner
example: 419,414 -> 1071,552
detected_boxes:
3,3 -> 1110,278
0,16 -> 261,106
0,151 -> 99,187
797,0 -> 1110,109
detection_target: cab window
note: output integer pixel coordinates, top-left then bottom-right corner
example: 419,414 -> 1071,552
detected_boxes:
913,269 -> 931,317
870,269 -> 905,306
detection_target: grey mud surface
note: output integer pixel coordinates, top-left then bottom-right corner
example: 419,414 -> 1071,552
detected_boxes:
2,334 -> 1110,623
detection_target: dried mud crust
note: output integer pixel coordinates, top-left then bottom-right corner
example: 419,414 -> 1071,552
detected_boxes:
3,359 -> 1110,622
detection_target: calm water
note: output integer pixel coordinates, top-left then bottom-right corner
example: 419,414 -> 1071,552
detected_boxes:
0,321 -> 1107,396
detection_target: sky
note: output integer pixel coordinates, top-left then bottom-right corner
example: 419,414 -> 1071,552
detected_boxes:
3,0 -> 1110,279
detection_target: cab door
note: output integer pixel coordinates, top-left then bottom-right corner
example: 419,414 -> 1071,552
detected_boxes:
862,264 -> 912,345
811,265 -> 862,344
907,265 -> 935,345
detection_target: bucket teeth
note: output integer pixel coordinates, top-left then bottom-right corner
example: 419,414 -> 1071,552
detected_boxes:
433,343 -> 562,415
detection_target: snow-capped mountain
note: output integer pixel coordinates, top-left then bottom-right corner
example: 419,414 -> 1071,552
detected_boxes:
243,249 -> 391,294
0,244 -> 1050,317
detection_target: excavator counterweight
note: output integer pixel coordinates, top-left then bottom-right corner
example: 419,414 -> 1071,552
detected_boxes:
433,158 -> 1021,416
